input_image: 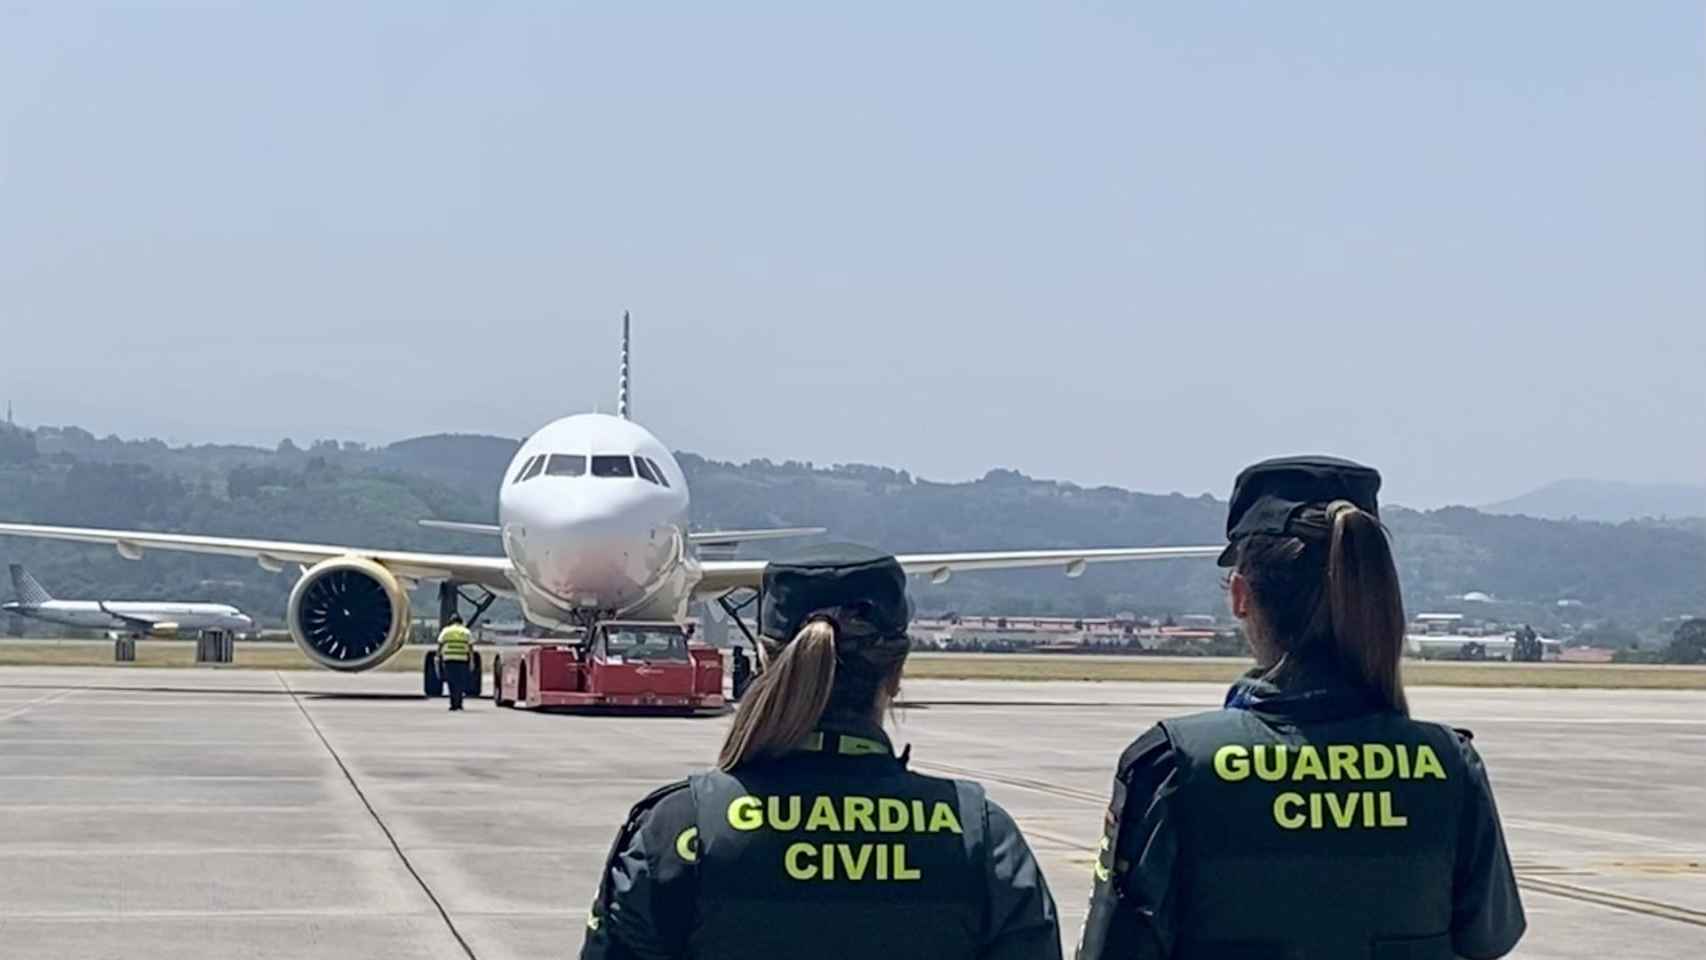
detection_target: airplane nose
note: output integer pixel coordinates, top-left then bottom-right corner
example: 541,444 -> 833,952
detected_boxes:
544,498 -> 650,544
517,484 -> 678,606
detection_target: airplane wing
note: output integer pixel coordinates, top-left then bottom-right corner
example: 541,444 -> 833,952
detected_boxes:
415,521 -> 827,548
96,602 -> 170,631
0,523 -> 514,592
689,527 -> 826,546
695,545 -> 1222,596
419,520 -> 501,536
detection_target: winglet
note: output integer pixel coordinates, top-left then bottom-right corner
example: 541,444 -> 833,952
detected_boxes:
617,311 -> 632,420
8,564 -> 52,607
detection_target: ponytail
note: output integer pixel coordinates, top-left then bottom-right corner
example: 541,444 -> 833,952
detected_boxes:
1233,501 -> 1410,715
717,620 -> 839,770
1325,500 -> 1409,714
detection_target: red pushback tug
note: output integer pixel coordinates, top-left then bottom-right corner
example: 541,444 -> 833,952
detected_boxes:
491,620 -> 725,712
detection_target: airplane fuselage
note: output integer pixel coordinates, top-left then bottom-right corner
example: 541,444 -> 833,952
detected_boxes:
495,414 -> 700,629
1406,634 -> 1562,661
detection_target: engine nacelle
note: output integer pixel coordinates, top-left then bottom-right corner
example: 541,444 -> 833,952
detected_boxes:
287,556 -> 411,672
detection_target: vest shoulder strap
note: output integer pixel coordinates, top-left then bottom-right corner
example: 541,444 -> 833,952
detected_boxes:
595,779 -> 693,909
952,776 -> 989,855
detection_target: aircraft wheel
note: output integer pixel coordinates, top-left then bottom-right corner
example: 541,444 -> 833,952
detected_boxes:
515,663 -> 528,709
423,651 -> 443,697
468,651 -> 484,699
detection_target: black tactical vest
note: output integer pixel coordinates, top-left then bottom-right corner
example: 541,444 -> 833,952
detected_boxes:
1158,704 -> 1469,960
687,730 -> 989,960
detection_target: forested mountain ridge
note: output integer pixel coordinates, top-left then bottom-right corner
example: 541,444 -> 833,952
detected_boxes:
2,423 -> 1702,636
1484,478 -> 1706,523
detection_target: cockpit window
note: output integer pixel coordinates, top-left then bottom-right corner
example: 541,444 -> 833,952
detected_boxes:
591,455 -> 635,478
644,457 -> 671,488
634,457 -> 660,485
545,454 -> 587,477
602,626 -> 689,662
513,455 -> 540,484
519,456 -> 547,482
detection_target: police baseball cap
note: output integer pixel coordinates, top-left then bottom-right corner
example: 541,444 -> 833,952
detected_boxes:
1218,455 -> 1382,566
759,543 -> 913,644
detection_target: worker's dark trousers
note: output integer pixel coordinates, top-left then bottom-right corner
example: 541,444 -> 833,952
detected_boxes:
443,660 -> 469,710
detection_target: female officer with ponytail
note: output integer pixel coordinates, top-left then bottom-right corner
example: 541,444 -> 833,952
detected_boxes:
1078,457 -> 1525,960
582,543 -> 1061,960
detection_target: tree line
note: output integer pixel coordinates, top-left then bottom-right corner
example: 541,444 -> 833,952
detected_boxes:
2,423 -> 1703,651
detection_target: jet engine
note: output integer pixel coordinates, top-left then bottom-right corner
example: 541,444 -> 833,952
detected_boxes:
287,556 -> 411,671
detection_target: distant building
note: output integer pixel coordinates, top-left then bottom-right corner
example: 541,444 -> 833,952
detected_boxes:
911,612 -> 1232,653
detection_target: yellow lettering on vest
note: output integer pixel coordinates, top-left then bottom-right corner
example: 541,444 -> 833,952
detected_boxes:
1293,746 -> 1327,781
822,842 -> 836,880
1214,745 -> 1250,781
1254,744 -> 1288,781
1325,791 -> 1357,828
785,842 -> 817,880
728,795 -> 762,831
911,799 -> 927,830
838,843 -> 873,880
769,795 -> 801,830
892,843 -> 922,881
675,827 -> 700,863
1362,791 -> 1378,828
1396,745 -> 1412,779
1328,745 -> 1360,781
1309,791 -> 1324,828
877,798 -> 909,832
1380,791 -> 1409,827
927,802 -> 963,835
1413,745 -> 1447,780
1363,743 -> 1395,780
844,796 -> 877,833
1274,792 -> 1306,829
806,796 -> 841,832
876,842 -> 890,880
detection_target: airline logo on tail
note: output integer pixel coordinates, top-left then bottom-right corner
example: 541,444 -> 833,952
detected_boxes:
9,564 -> 53,608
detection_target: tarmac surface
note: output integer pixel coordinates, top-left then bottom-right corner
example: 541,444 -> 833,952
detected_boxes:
0,666 -> 1702,959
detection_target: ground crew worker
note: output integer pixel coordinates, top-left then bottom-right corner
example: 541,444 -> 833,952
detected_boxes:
1078,456 -> 1525,960
436,613 -> 472,712
582,543 -> 1062,960
729,643 -> 752,701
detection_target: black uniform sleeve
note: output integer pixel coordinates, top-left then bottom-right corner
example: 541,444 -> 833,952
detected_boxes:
1076,724 -> 1182,960
980,798 -> 1063,960
1450,735 -> 1526,960
581,783 -> 698,960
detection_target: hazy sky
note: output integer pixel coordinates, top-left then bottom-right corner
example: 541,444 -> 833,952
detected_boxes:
3,3 -> 1701,508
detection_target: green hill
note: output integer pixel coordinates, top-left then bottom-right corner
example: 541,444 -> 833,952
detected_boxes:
2,424 -> 1703,637
1484,478 -> 1706,522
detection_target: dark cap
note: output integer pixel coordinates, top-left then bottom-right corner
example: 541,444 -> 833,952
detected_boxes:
759,543 -> 912,643
1219,455 -> 1382,566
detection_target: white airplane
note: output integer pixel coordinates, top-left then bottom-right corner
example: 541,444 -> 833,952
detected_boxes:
3,564 -> 254,636
0,315 -> 1221,673
1406,633 -> 1563,661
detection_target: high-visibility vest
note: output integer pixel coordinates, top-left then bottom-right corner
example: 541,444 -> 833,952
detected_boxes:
437,625 -> 472,662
